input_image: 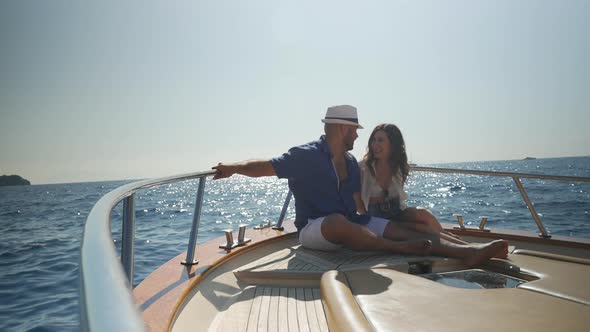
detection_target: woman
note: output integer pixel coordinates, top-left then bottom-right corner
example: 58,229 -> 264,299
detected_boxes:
355,123 -> 466,244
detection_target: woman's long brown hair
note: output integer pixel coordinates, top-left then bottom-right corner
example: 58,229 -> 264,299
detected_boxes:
362,123 -> 409,184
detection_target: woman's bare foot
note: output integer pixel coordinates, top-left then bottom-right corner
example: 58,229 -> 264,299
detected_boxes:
396,239 -> 432,256
443,230 -> 463,241
440,232 -> 469,245
463,240 -> 509,267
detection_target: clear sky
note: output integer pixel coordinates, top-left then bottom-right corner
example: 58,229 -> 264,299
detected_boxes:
1,0 -> 589,184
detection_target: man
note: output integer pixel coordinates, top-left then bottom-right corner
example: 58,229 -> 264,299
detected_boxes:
213,105 -> 508,266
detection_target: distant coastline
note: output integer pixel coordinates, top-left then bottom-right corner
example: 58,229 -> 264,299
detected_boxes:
0,175 -> 31,186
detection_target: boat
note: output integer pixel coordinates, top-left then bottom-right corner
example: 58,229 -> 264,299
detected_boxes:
79,166 -> 590,331
523,157 -> 537,160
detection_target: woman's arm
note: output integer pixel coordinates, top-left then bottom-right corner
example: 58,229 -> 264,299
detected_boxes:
354,192 -> 368,215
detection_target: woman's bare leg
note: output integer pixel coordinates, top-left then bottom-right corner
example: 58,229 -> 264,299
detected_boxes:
400,207 -> 468,245
400,207 -> 442,232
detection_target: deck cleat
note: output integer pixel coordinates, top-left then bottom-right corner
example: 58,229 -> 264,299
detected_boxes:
236,224 -> 251,246
219,229 -> 239,249
453,213 -> 466,230
478,216 -> 491,232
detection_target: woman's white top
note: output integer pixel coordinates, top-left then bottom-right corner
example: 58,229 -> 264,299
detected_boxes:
359,161 -> 408,212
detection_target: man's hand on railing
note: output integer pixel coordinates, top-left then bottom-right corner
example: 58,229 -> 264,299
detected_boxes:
212,163 -> 236,180
212,160 -> 276,179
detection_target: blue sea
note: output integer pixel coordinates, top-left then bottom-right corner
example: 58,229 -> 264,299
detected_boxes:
1,157 -> 589,331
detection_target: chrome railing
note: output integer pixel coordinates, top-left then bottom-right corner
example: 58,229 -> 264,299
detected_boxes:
80,166 -> 589,331
409,166 -> 590,238
274,167 -> 590,234
80,170 -> 215,332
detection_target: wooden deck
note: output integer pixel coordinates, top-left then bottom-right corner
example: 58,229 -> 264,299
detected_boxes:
171,235 -> 462,332
133,220 -> 590,332
210,286 -> 328,332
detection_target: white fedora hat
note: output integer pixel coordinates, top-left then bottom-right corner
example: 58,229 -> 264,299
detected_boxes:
321,105 -> 363,129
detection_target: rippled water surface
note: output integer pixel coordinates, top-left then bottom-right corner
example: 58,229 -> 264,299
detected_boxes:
0,157 -> 588,331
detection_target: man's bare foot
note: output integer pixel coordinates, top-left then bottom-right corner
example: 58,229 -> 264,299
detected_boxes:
494,245 -> 512,258
463,240 -> 509,267
396,239 -> 432,256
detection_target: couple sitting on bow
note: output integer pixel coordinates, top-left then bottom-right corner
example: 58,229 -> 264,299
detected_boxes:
213,105 -> 508,267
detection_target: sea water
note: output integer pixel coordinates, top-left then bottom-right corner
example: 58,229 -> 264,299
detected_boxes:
0,157 -> 588,331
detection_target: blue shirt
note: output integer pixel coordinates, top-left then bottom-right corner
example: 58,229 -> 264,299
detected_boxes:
271,135 -> 370,231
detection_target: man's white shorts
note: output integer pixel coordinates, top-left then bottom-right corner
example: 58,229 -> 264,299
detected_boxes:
298,216 -> 390,251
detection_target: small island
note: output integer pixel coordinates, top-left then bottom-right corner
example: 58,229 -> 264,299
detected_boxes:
523,157 -> 537,160
0,175 -> 31,186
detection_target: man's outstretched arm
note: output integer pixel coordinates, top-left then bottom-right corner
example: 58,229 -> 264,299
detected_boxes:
212,160 -> 276,180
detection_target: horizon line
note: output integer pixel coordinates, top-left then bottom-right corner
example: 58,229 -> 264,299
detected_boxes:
6,155 -> 589,186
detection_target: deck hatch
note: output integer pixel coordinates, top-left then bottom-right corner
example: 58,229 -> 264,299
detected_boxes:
420,269 -> 526,289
